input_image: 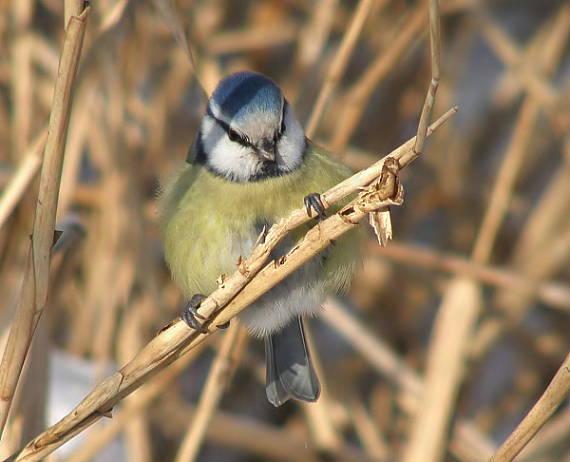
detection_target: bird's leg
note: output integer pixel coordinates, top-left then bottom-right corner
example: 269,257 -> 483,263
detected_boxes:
181,294 -> 208,333
181,294 -> 230,332
304,193 -> 326,221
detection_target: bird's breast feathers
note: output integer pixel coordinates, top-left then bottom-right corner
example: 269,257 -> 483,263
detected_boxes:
160,143 -> 361,298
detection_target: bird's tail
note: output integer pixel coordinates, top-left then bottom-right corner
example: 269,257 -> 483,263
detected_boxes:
264,316 -> 321,407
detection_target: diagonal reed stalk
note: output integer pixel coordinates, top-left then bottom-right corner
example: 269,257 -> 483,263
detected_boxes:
0,6 -> 90,439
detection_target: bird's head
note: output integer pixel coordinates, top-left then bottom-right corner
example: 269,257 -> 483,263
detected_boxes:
195,71 -> 306,182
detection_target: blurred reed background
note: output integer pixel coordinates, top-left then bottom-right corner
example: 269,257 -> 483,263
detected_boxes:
0,0 -> 569,461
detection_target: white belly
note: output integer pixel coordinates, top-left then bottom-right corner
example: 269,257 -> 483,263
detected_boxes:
230,225 -> 326,337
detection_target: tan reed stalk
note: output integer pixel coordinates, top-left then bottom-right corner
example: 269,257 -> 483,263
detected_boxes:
0,6 -> 90,439
163,399 -> 374,462
174,324 -> 244,462
3,109 -> 457,462
413,0 -> 441,157
331,5 -> 426,153
517,406 -> 570,462
152,0 -> 204,91
472,103 -> 552,264
62,342 -> 209,462
300,326 -> 342,456
468,4 -> 570,357
477,13 -> 557,110
349,398 -> 390,460
117,300 -> 152,462
488,352 -> 570,462
321,299 -> 497,462
10,1 -> 33,159
477,7 -> 570,133
404,2 -> 564,462
286,0 -> 339,103
403,4 -> 568,460
510,138 -> 570,267
402,277 -> 482,462
0,131 -> 47,230
373,241 -> 570,312
305,0 -> 378,137
206,24 -> 298,55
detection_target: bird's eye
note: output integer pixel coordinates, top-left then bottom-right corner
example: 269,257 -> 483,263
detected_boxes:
228,128 -> 241,143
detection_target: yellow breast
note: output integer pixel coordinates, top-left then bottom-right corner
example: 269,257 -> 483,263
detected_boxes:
160,143 -> 362,298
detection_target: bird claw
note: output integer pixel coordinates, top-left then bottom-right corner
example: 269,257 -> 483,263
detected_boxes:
304,193 -> 326,220
181,294 -> 209,334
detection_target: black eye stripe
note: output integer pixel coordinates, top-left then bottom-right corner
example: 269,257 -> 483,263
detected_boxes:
207,107 -> 252,148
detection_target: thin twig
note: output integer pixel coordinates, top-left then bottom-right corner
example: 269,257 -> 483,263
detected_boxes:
488,352 -> 570,462
413,0 -> 441,156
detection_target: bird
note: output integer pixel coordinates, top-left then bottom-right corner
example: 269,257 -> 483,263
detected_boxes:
160,71 -> 362,407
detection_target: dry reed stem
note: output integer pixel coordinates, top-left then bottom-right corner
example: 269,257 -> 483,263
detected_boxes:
205,24 -> 298,55
152,0 -> 201,88
64,0 -> 83,29
477,6 -> 570,132
450,421 -> 497,462
472,5 -> 569,264
321,299 -> 496,461
400,4 -> 468,459
0,130 -> 47,230
413,0 -> 441,156
4,109 -> 457,462
321,300 -> 421,396
488,352 -> 570,462
374,241 -> 570,312
0,6 -> 90,439
166,400 -> 374,462
300,327 -> 341,456
350,398 -> 390,460
400,7 -> 570,460
477,13 -> 558,110
117,303 -> 152,462
517,406 -> 570,462
286,0 -> 338,102
62,343 -> 208,462
305,0 -> 378,137
470,226 -> 570,359
467,5 -> 570,357
56,83 -> 94,221
510,139 -> 570,267
10,33 -> 32,159
402,277 -> 482,462
332,5 -> 425,153
174,324 -> 243,462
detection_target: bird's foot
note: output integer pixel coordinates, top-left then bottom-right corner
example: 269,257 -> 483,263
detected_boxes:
304,193 -> 326,220
182,294 -> 208,333
182,294 -> 231,331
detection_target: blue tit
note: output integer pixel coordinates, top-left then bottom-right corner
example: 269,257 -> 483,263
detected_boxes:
161,71 -> 362,407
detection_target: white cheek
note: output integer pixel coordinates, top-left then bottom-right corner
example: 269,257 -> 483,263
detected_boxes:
201,117 -> 261,182
277,106 -> 305,171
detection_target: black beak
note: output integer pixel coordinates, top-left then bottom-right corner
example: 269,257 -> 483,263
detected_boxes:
258,139 -> 276,162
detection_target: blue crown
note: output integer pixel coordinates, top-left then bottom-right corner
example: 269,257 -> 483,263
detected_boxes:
210,71 -> 282,122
